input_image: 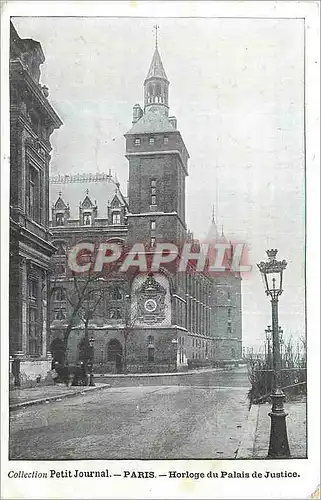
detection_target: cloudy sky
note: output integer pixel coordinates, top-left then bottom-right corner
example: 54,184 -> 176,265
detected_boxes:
12,16 -> 305,349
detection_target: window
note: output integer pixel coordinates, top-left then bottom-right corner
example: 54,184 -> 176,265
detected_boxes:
29,279 -> 38,299
28,307 -> 41,356
149,137 -> 155,145
151,179 -> 156,187
228,308 -> 231,318
163,137 -> 169,144
134,138 -> 141,145
227,289 -> 231,300
55,213 -> 64,226
151,186 -> 156,195
227,324 -> 232,334
56,264 -> 66,276
148,346 -> 155,362
112,212 -> 121,225
53,287 -> 66,301
231,348 -> 236,359
151,195 -> 156,206
83,212 -> 92,225
150,220 -> 156,230
54,308 -> 66,320
28,165 -> 40,222
148,335 -> 154,346
110,308 -> 122,319
150,237 -> 156,248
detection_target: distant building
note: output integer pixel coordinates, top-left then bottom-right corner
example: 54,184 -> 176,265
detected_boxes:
9,22 -> 62,385
49,42 -> 242,372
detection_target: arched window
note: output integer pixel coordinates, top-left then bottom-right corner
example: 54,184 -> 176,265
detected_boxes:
53,287 -> 66,301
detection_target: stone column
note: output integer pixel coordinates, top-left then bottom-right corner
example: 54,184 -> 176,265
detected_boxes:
21,257 -> 28,355
41,271 -> 48,357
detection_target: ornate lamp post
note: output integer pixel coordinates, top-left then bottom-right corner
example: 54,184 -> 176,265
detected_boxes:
257,249 -> 290,458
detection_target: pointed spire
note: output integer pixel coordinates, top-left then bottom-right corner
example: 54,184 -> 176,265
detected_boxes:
145,47 -> 168,82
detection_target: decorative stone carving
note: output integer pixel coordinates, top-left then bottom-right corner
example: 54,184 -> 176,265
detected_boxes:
136,274 -> 166,324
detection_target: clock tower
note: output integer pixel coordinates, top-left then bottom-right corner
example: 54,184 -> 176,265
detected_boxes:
124,43 -> 189,248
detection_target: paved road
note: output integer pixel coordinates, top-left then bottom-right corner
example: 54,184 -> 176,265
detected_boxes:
10,368 -> 250,460
97,366 -> 250,388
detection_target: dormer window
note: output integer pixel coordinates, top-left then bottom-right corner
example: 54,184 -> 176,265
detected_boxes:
83,212 -> 92,225
55,213 -> 64,226
112,212 -> 121,225
163,137 -> 169,144
149,137 -> 155,145
134,138 -> 141,146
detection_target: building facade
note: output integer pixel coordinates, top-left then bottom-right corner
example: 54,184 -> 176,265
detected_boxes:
49,44 -> 242,373
9,22 -> 63,385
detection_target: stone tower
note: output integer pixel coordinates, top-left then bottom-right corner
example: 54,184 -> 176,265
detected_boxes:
124,44 -> 189,247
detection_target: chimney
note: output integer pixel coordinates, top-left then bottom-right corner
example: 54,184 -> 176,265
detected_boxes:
169,116 -> 177,129
132,104 -> 143,124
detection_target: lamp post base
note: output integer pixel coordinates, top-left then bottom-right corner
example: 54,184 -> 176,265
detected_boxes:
267,389 -> 291,458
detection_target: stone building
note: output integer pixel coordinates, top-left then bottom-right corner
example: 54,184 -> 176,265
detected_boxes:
49,43 -> 242,373
9,22 -> 63,385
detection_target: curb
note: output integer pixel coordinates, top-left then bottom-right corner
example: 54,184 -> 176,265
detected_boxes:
94,367 -> 231,378
235,403 -> 260,459
9,383 -> 111,411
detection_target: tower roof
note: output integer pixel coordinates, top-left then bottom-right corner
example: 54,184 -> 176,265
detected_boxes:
125,108 -> 176,135
145,47 -> 168,82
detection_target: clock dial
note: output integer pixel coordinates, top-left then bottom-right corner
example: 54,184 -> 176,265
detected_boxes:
144,298 -> 157,313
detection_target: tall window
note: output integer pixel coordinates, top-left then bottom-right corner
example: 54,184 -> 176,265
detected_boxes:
111,286 -> 122,300
227,289 -> 231,301
227,324 -> 232,334
134,137 -> 141,145
151,179 -> 157,206
163,137 -> 169,144
149,137 -> 155,145
228,308 -> 231,318
53,287 -> 66,301
28,277 -> 41,356
112,212 -> 121,225
55,213 -> 64,226
150,220 -> 156,230
150,237 -> 156,248
29,307 -> 41,356
28,165 -> 40,223
83,212 -> 92,225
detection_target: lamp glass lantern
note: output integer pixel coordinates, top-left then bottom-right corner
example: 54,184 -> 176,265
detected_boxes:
257,249 -> 287,300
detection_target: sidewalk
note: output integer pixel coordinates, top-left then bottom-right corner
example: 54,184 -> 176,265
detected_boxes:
9,382 -> 110,411
237,395 -> 307,459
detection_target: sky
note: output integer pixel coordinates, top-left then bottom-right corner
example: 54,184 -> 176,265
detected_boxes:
12,16 -> 305,349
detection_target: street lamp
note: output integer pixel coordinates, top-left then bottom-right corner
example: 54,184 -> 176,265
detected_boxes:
265,325 -> 272,370
88,335 -> 95,386
257,249 -> 290,458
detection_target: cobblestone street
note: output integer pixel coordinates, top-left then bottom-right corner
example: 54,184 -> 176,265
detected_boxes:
10,368 -> 250,460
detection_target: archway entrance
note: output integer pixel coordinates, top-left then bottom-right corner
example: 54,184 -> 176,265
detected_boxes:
107,339 -> 123,373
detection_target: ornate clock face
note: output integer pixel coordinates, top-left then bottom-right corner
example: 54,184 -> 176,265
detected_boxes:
144,298 -> 157,313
